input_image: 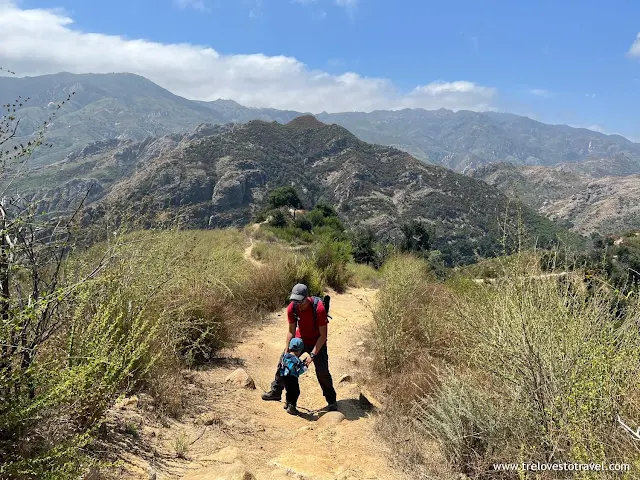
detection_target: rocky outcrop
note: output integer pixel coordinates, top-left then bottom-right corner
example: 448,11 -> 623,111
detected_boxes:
211,169 -> 266,208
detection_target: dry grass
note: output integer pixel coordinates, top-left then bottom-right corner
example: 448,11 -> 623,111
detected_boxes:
369,250 -> 640,479
346,263 -> 383,289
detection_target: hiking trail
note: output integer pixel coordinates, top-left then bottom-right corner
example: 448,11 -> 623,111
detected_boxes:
108,287 -> 405,480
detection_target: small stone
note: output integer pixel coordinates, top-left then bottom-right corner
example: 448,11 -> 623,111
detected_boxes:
359,387 -> 382,410
148,467 -> 157,480
338,374 -> 353,383
316,411 -> 345,428
196,412 -> 222,426
225,368 -> 256,389
356,341 -> 365,347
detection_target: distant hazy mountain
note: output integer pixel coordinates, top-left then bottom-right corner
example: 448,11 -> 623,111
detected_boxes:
3,72 -> 640,176
316,109 -> 640,174
471,162 -> 640,235
10,118 -> 580,266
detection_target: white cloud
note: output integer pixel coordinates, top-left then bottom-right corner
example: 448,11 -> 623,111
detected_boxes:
528,88 -> 552,98
292,0 -> 317,4
0,1 -> 497,113
173,0 -> 210,12
628,33 -> 640,57
335,0 -> 357,17
585,93 -> 596,99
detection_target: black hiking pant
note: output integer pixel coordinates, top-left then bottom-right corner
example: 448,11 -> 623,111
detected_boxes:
271,343 -> 336,406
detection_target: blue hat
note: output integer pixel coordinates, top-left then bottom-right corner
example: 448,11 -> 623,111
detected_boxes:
289,338 -> 304,352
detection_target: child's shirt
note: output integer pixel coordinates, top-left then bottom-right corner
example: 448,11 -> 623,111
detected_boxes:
279,353 -> 308,378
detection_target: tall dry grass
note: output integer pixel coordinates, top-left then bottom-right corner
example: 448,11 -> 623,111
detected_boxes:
370,251 -> 640,479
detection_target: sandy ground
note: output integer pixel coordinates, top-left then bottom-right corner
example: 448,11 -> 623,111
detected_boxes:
105,286 -> 407,480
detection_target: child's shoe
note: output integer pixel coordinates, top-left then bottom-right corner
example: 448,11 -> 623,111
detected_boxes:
283,402 -> 299,415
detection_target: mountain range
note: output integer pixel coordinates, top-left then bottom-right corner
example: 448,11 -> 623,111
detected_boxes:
9,116 -> 579,266
471,163 -> 640,235
3,72 -> 640,176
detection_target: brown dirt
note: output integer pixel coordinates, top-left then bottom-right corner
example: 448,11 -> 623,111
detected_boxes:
104,287 -> 407,480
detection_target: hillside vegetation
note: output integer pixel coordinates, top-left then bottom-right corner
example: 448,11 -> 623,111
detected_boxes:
367,251 -> 640,479
0,226 -> 355,478
8,118 -> 584,266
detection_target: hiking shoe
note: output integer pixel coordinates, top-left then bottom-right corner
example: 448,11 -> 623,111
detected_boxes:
326,402 -> 338,412
261,390 -> 282,401
284,403 -> 299,415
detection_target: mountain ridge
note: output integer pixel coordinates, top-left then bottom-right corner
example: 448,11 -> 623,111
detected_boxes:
3,72 -> 640,175
10,120 -> 581,266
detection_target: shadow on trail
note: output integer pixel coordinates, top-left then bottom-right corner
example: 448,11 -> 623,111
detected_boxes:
295,398 -> 371,422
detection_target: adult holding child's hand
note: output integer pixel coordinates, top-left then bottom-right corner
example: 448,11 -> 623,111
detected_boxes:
261,284 -> 338,415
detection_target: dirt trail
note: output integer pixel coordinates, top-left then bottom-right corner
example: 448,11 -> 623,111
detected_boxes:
111,287 -> 404,480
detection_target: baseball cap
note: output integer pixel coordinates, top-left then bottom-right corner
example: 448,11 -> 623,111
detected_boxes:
289,338 -> 304,352
289,283 -> 309,302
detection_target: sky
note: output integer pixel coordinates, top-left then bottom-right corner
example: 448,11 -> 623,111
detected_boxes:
2,0 -> 640,139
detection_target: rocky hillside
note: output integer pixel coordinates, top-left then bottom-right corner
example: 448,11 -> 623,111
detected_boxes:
11,117 -> 581,265
5,73 -> 640,175
471,162 -> 640,235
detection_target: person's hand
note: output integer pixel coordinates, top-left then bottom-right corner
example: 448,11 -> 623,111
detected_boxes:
304,355 -> 314,367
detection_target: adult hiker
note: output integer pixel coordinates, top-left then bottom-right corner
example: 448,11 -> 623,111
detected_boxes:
261,283 -> 338,413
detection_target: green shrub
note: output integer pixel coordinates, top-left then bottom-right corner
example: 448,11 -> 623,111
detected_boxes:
269,209 -> 288,228
293,215 -> 313,232
351,228 -> 376,265
371,254 -> 433,374
267,186 -> 303,210
313,241 -> 352,292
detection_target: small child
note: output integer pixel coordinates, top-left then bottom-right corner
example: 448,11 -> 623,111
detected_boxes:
280,337 -> 308,415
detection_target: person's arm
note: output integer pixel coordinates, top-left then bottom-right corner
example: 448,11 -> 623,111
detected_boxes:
310,325 -> 327,356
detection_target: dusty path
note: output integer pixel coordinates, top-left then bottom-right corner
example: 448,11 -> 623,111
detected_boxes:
110,287 -> 404,480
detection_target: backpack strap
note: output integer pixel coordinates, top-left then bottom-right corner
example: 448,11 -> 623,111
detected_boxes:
312,296 -> 320,331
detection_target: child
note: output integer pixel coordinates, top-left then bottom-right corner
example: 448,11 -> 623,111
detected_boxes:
280,337 -> 308,415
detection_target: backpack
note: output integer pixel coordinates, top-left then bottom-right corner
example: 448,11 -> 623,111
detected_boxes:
292,295 -> 331,331
279,352 -> 308,378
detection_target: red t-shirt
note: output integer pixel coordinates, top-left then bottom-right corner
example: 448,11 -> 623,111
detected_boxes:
288,297 -> 327,346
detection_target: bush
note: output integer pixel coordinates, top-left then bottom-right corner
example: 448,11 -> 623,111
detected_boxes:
293,215 -> 313,232
269,209 -> 288,228
351,228 -> 376,265
313,241 -> 352,292
371,254 -> 433,374
267,186 -> 302,210
372,250 -> 640,478
346,263 -> 383,288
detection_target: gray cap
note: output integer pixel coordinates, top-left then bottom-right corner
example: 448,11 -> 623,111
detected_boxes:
289,283 -> 309,302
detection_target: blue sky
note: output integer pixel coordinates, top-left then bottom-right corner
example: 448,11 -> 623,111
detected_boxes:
4,0 -> 640,139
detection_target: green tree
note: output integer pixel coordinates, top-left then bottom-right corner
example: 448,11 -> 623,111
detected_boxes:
400,220 -> 432,254
267,186 -> 302,210
269,209 -> 288,228
352,228 -> 376,265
